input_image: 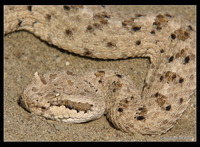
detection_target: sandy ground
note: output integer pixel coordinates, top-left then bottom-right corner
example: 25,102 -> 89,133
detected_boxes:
4,5 -> 196,141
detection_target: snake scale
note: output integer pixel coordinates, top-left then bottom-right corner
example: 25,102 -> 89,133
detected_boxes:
4,5 -> 196,135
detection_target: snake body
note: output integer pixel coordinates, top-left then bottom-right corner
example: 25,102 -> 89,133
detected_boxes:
4,5 -> 196,135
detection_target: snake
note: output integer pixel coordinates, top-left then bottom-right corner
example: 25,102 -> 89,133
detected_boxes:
4,5 -> 196,135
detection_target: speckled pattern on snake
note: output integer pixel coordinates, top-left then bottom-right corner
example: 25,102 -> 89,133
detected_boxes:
4,5 -> 196,135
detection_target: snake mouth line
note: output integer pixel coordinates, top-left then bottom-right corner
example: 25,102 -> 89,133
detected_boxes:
45,98 -> 94,113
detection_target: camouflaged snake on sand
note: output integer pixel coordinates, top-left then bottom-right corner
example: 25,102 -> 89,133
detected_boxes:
4,5 -> 196,135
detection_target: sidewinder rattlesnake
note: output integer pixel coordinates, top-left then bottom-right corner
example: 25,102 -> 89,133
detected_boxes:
4,5 -> 196,135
